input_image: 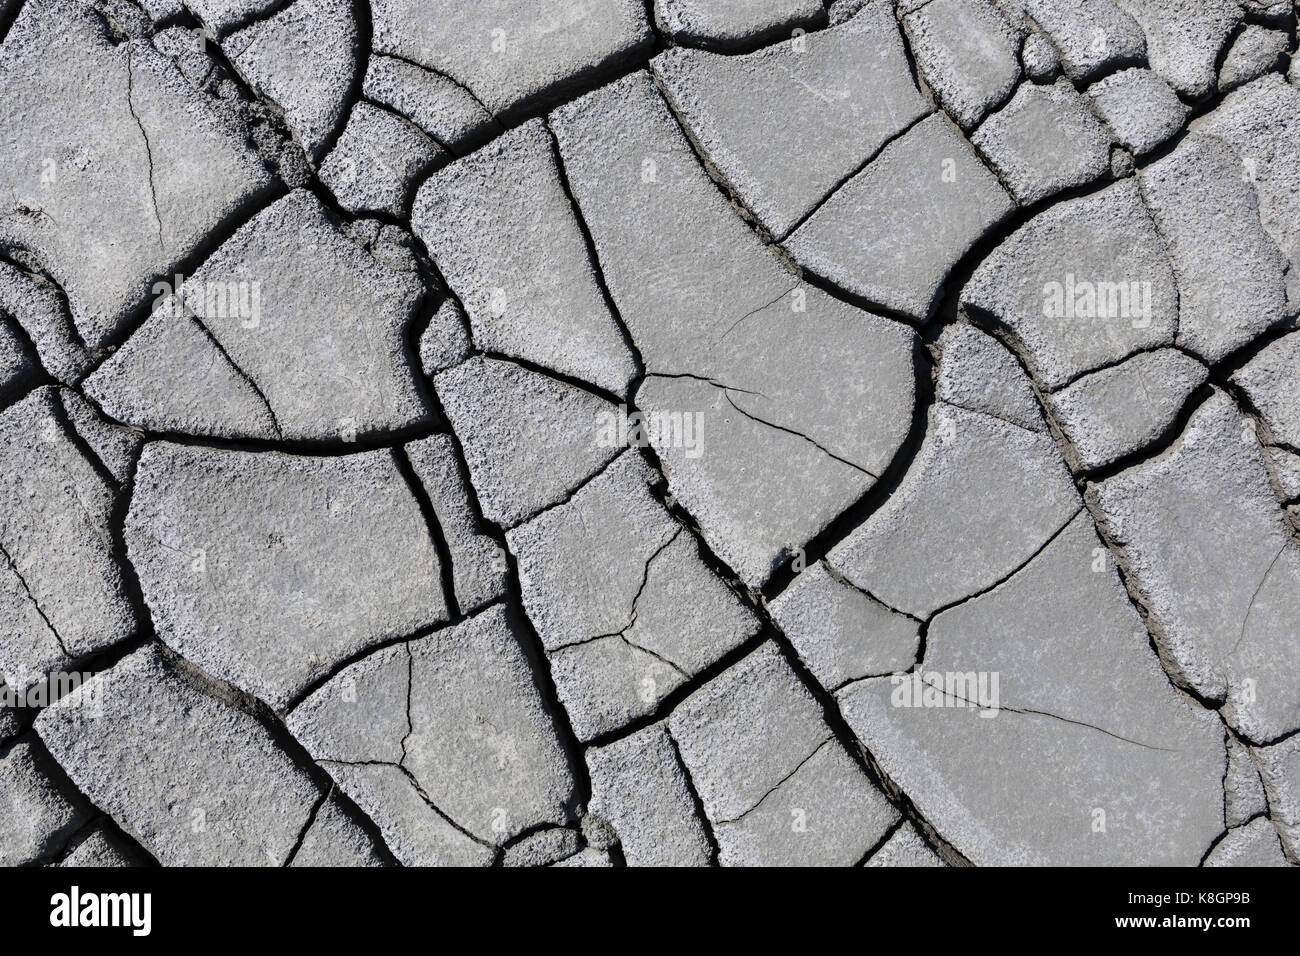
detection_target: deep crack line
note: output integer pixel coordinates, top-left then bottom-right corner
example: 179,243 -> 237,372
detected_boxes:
125,44 -> 166,255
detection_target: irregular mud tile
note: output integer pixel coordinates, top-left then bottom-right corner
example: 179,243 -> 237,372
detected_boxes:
502,827 -> 581,867
935,324 -> 1046,432
35,645 -> 322,865
787,113 -> 1013,320
715,739 -> 898,867
1205,816 -> 1290,866
418,297 -> 472,377
1193,78 -> 1300,311
0,388 -> 135,682
864,823 -> 946,867
412,120 -> 635,396
652,4 -> 929,237
1047,349 -> 1208,471
1086,68 -> 1189,156
962,179 -> 1178,390
1253,736 -> 1300,861
0,734 -> 95,866
83,307 -> 280,441
404,434 -> 507,613
840,511 -> 1225,865
1225,736 -> 1268,827
369,0 -> 652,122
180,189 -> 428,441
434,356 -> 620,529
1020,28 -> 1061,81
769,561 -> 920,689
289,605 -> 576,850
1238,0 -> 1292,19
551,846 -> 612,866
289,792 -> 388,867
0,315 -> 37,403
585,722 -> 713,867
1087,391 -> 1300,743
0,0 -> 276,351
1139,135 -> 1288,363
1218,25 -> 1289,93
0,262 -> 93,386
1015,0 -> 1146,82
1265,446 -> 1300,502
362,55 -> 498,152
56,826 -> 147,867
55,389 -> 142,487
901,0 -> 1022,130
187,0 -> 282,35
667,642 -> 831,824
224,0 -> 359,162
319,102 -> 445,218
126,442 -> 449,710
828,402 -> 1079,619
1113,0 -> 1243,98
654,0 -> 825,48
972,78 -> 1112,205
1232,334 -> 1300,452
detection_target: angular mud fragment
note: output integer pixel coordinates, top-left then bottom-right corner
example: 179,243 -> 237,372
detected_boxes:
57,825 -> 148,867
362,55 -> 498,153
1218,25 -> 1289,93
418,296 -> 472,377
1204,816 -> 1290,867
289,792 -> 389,867
1113,0 -> 1242,98
288,605 -> 577,862
502,827 -> 581,868
0,263 -> 93,386
1015,0 -> 1146,82
1088,392 -> 1300,743
0,734 -> 95,866
319,102 -> 445,218
413,120 -> 635,396
1232,333 -> 1300,451
1253,736 -> 1300,862
126,442 -> 449,710
1085,68 -> 1188,156
935,324 -> 1046,433
36,644 -> 323,866
653,5 -> 929,236
1225,736 -> 1268,828
55,389 -> 143,488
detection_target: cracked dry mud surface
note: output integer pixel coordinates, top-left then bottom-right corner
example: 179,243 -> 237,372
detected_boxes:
1,0 -> 1298,869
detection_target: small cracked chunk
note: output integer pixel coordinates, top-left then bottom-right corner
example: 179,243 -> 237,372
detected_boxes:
319,102 -> 445,218
1265,446 -> 1300,503
1218,25 -> 1289,93
653,0 -> 825,49
57,825 -> 148,867
1193,75 -> 1300,312
973,79 -> 1112,206
935,324 -> 1047,432
1020,28 -> 1061,81
1139,135 -> 1288,364
404,434 -> 507,613
1231,335 -> 1300,453
502,827 -> 582,867
0,0 -> 276,350
788,112 -> 1013,320
36,644 -> 323,866
126,442 -> 449,710
769,561 -> 921,689
0,263 -> 93,386
289,792 -> 389,867
840,510 -> 1225,865
902,0 -> 1022,130
413,120 -> 635,396
0,734 -> 94,866
1086,68 -> 1189,156
1253,736 -> 1300,862
652,4 -> 929,237
362,55 -> 497,153
585,722 -> 712,866
865,823 -> 946,867
370,0 -> 652,121
667,642 -> 896,865
1204,816 -> 1290,866
55,389 -> 142,488
288,604 -> 577,862
962,179 -> 1178,389
0,388 -> 136,688
1016,0 -> 1146,82
1046,348 -> 1208,471
1113,0 -> 1242,98
87,189 -> 429,442
224,0 -> 359,161
829,401 -> 1079,619
434,356 -> 620,529
418,296 -> 472,377
1225,736 -> 1268,827
508,452 -> 759,740
1087,391 -> 1300,743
